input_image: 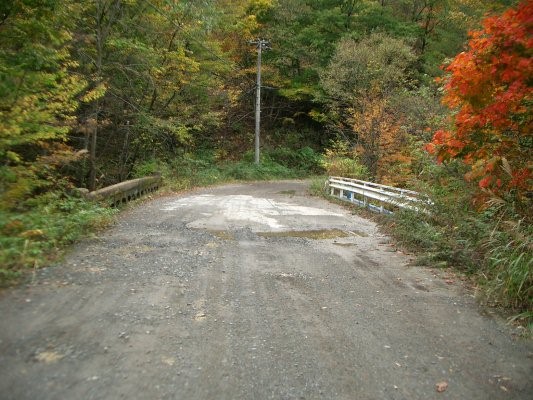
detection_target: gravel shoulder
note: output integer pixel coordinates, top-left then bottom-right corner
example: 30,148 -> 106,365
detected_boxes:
0,180 -> 531,399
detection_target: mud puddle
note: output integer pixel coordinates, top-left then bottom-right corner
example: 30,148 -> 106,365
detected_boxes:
205,230 -> 235,240
257,229 -> 365,240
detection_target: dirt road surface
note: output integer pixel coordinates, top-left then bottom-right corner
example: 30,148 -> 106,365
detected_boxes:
1,181 -> 531,400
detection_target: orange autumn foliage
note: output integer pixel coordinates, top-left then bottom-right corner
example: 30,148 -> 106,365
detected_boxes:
427,1 -> 532,196
353,97 -> 412,186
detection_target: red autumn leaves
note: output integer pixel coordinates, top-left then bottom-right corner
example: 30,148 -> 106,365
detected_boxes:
427,1 -> 532,196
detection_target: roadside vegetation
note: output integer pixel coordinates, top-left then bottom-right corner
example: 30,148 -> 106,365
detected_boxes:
382,158 -> 532,325
0,193 -> 116,285
1,1 -> 530,321
0,147 -> 324,286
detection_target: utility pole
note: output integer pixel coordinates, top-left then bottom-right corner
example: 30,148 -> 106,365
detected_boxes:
250,39 -> 269,165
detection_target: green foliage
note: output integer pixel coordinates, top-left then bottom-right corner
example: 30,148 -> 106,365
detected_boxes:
263,147 -> 323,173
222,160 -> 296,181
149,148 -> 318,193
0,0 -> 85,159
0,0 -> 86,210
320,140 -> 369,179
0,192 -> 115,285
132,159 -> 163,178
484,216 -> 532,311
351,1 -> 419,39
308,175 -> 328,197
321,32 -> 417,103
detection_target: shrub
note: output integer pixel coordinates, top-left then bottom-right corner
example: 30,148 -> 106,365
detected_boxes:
0,191 -> 115,286
320,140 -> 369,179
264,146 -> 323,173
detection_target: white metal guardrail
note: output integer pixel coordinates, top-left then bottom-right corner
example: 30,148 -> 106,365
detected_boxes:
327,176 -> 432,214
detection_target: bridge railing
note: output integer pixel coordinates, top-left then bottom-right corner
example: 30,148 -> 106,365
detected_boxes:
326,176 -> 432,214
85,174 -> 162,206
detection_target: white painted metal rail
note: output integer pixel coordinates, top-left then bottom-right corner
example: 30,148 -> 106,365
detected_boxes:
327,176 -> 432,214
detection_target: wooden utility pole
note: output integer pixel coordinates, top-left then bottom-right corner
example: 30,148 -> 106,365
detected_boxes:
250,39 -> 269,165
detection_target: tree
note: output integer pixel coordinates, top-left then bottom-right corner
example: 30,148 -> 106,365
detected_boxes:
321,33 -> 417,179
0,0 -> 86,209
321,33 -> 417,102
427,1 -> 532,198
71,0 -> 227,187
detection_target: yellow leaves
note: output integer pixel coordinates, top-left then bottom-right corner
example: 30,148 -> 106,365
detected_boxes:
0,166 -> 40,210
308,109 -> 328,123
6,151 -> 21,164
250,0 -> 275,8
81,82 -> 107,103
149,47 -> 200,89
227,88 -> 243,106
236,15 -> 260,39
19,229 -> 45,240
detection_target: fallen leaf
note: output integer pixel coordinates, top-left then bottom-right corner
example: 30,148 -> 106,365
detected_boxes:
436,381 -> 448,393
35,351 -> 63,363
19,229 -> 45,239
161,356 -> 175,366
194,312 -> 207,321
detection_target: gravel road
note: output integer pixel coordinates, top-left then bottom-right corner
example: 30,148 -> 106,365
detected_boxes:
0,180 -> 531,400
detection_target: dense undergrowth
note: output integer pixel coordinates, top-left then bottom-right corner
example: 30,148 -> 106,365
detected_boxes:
387,199 -> 532,320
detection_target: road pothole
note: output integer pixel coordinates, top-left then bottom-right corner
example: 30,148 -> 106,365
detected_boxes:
206,230 -> 235,240
257,229 -> 365,240
333,242 -> 357,247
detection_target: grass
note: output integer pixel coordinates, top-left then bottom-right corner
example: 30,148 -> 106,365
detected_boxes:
311,173 -> 532,326
136,147 -> 323,192
385,205 -> 532,328
0,192 -> 116,286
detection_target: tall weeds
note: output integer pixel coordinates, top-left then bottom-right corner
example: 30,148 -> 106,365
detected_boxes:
0,192 -> 116,285
380,158 -> 532,320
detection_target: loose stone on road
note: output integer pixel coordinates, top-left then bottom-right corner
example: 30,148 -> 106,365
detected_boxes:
0,181 -> 531,399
